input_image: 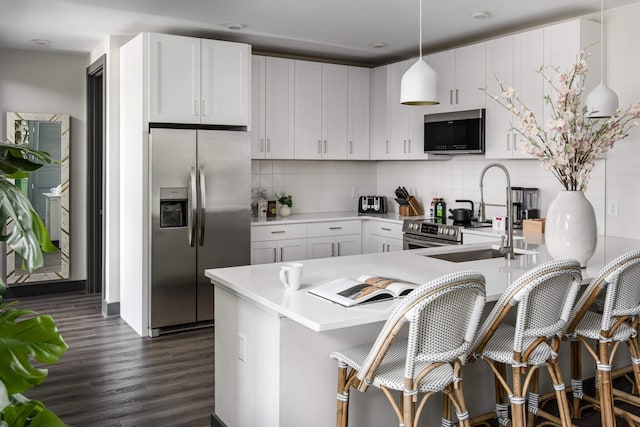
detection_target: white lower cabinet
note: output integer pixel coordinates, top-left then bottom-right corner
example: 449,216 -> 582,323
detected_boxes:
251,223 -> 307,264
364,220 -> 403,253
251,238 -> 307,264
307,235 -> 361,259
306,220 -> 362,259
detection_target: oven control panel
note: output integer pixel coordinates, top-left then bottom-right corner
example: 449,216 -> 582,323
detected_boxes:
403,219 -> 461,242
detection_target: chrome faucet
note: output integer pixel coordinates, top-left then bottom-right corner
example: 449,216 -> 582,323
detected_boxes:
479,163 -> 515,260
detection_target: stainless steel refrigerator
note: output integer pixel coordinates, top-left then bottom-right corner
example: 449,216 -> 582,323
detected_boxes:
149,127 -> 250,336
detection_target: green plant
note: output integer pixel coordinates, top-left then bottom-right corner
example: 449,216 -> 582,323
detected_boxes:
0,140 -> 68,426
276,192 -> 293,208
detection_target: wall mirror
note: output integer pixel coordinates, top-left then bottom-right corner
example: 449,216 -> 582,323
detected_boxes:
5,112 -> 70,283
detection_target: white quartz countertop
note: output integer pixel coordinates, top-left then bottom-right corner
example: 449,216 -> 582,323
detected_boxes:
205,235 -> 640,333
251,210 -> 424,225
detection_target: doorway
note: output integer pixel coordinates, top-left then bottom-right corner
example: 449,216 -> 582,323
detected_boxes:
86,56 -> 105,297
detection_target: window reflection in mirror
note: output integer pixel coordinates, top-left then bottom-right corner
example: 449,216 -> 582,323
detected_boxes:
6,112 -> 70,283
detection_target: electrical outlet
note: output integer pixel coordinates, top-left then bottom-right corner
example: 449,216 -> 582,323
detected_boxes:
238,334 -> 246,362
607,199 -> 619,217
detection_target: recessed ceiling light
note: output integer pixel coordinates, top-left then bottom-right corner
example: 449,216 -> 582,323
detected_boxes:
225,23 -> 245,31
370,43 -> 386,49
31,39 -> 50,46
471,11 -> 491,19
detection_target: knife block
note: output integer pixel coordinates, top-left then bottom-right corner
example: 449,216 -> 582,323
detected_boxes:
399,196 -> 424,216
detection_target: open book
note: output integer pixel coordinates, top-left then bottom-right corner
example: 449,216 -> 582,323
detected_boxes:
308,275 -> 419,307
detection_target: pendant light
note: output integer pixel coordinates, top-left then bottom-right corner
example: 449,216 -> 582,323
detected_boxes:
586,0 -> 619,118
400,0 -> 438,105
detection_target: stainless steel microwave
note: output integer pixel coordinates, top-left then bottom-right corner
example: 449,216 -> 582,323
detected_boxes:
423,109 -> 485,154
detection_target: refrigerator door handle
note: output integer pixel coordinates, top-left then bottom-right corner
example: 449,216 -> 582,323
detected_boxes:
198,167 -> 206,246
188,167 -> 197,247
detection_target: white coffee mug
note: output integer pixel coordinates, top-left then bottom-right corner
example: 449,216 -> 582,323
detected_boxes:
279,262 -> 303,291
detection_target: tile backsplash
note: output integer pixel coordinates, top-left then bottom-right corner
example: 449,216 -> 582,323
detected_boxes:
252,160 -> 377,213
251,156 -> 606,234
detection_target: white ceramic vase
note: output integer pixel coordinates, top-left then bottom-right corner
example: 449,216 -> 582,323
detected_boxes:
545,190 -> 597,267
279,205 -> 291,217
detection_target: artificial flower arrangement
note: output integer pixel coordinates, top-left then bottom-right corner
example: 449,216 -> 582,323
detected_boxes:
487,49 -> 640,191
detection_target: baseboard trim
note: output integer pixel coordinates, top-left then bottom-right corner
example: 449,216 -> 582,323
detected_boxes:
4,280 -> 86,299
102,300 -> 120,317
211,413 -> 227,427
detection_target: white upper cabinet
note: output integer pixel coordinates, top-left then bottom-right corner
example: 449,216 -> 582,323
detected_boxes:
425,42 -> 486,114
201,39 -> 250,126
370,61 -> 429,160
543,19 -> 601,122
149,34 -> 201,124
485,29 -> 543,159
347,66 -> 371,160
251,56 -> 295,159
294,60 -> 352,159
148,33 -> 250,126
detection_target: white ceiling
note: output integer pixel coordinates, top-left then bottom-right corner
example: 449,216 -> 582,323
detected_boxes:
0,0 -> 637,66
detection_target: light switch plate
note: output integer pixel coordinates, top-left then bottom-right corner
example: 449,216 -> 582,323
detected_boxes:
607,199 -> 619,217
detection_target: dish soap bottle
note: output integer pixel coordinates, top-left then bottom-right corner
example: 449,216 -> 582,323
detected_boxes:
436,198 -> 446,224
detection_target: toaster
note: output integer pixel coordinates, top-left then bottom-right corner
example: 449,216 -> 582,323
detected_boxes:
358,196 -> 388,214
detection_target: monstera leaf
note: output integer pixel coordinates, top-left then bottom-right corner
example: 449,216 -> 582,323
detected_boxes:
0,142 -> 53,179
1,392 -> 66,427
0,304 -> 67,396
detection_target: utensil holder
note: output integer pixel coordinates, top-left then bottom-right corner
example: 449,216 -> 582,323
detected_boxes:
407,196 -> 424,215
399,204 -> 420,217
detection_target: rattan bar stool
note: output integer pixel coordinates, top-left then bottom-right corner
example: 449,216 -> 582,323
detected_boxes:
468,259 -> 583,427
565,249 -> 640,427
330,271 -> 486,427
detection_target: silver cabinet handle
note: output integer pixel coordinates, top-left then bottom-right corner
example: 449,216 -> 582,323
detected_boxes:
273,247 -> 277,263
407,139 -> 412,153
512,133 -> 517,151
324,140 -> 328,153
506,134 -> 511,151
403,139 -> 407,153
386,244 -> 390,252
449,90 -> 453,105
198,167 -> 206,246
349,140 -> 353,154
260,138 -> 265,153
280,247 -> 283,262
455,89 -> 459,104
331,242 -> 335,257
266,138 -> 271,153
271,230 -> 286,234
188,167 -> 197,247
202,99 -> 207,116
329,226 -> 342,230
381,227 -> 391,231
336,242 -> 341,256
386,140 -> 389,154
382,243 -> 386,252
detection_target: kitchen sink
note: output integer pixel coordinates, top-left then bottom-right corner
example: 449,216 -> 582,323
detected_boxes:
425,247 -> 537,263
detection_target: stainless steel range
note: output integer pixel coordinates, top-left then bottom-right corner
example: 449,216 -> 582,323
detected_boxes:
402,218 -> 492,249
402,219 -> 463,249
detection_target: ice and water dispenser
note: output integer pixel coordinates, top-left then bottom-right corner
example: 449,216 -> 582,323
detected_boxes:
159,188 -> 188,228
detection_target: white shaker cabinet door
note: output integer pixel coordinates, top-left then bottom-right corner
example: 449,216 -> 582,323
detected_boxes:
294,60 -> 324,159
148,33 -> 201,124
279,238 -> 308,262
250,55 -> 267,158
347,66 -> 370,160
201,39 -> 250,126
322,63 -> 349,160
251,241 -> 278,265
264,57 -> 295,159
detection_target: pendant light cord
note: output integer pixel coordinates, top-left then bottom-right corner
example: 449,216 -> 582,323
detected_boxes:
419,0 -> 423,59
600,0 -> 605,81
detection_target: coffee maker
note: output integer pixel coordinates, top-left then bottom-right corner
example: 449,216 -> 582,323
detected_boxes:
511,187 -> 539,228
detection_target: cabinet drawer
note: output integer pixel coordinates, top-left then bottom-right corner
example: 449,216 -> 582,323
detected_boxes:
368,220 -> 403,238
251,223 -> 307,241
307,220 -> 361,237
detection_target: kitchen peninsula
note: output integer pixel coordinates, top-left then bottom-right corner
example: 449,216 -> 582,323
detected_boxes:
206,236 -> 640,427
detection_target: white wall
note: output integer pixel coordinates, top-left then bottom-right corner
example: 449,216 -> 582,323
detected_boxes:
89,35 -> 131,305
0,47 -> 87,282
602,2 -> 640,239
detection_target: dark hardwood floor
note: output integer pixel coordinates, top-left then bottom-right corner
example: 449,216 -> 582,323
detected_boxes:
7,292 -> 213,427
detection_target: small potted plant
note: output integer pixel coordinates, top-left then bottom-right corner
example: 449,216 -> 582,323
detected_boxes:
275,192 -> 293,217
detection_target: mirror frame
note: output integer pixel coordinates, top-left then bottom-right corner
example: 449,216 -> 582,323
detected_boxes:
6,112 -> 70,283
